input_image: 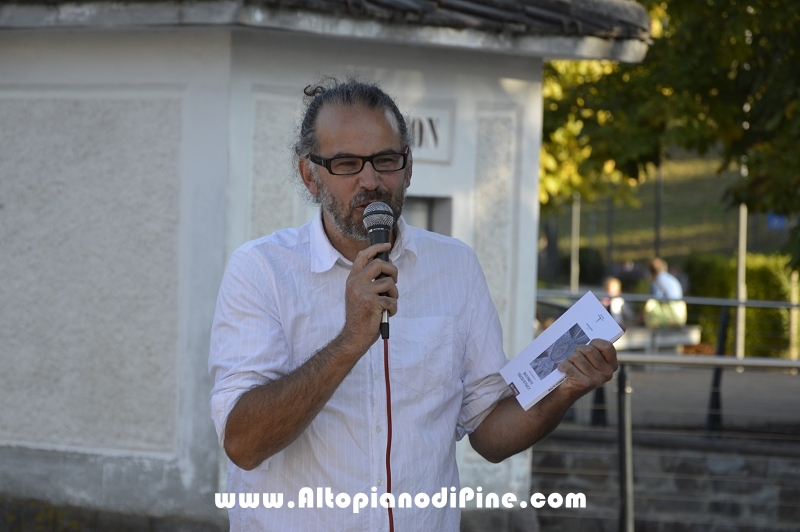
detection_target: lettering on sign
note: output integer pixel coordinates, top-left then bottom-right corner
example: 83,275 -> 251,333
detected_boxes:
406,105 -> 453,163
409,117 -> 441,151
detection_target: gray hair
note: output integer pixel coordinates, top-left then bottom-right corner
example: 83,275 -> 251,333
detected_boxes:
293,77 -> 412,192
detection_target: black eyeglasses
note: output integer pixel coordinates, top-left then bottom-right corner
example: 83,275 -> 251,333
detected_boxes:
309,147 -> 409,176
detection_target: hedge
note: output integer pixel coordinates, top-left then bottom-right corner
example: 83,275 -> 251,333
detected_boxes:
683,253 -> 793,358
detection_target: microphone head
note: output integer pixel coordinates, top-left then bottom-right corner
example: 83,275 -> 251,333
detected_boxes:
362,201 -> 395,232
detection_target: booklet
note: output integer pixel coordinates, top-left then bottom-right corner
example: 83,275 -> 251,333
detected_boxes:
500,292 -> 625,411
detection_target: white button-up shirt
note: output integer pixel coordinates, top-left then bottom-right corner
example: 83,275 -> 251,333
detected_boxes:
209,212 -> 511,531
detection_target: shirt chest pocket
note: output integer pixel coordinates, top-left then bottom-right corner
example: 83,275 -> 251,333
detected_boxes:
388,316 -> 457,393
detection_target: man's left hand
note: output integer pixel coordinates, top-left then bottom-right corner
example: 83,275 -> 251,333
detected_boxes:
469,337 -> 620,463
556,339 -> 619,400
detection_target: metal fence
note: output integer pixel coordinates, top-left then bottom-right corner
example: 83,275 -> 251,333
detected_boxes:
614,354 -> 800,532
532,289 -> 800,532
537,288 -> 799,359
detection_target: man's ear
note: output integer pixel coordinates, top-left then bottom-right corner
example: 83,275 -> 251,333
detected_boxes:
404,152 -> 413,188
299,158 -> 319,197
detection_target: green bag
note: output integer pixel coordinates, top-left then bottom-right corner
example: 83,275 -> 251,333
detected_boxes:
643,299 -> 687,328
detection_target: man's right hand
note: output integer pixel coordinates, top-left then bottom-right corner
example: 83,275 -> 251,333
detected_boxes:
340,242 -> 398,354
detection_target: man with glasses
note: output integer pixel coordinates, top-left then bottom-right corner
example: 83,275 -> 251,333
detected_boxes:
209,78 -> 618,531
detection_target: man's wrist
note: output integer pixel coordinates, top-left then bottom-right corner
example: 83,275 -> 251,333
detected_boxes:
325,327 -> 373,365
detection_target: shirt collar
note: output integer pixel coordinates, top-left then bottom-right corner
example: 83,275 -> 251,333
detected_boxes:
308,209 -> 418,273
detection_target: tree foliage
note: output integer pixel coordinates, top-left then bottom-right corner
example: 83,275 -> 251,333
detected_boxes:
541,0 -> 800,267
540,61 -> 638,212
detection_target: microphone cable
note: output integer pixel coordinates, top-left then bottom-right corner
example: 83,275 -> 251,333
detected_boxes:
382,335 -> 394,532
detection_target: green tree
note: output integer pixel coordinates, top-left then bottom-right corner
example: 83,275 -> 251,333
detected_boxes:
540,61 -> 642,214
542,0 -> 800,266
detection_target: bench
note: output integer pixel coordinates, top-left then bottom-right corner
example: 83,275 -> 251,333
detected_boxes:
614,325 -> 702,354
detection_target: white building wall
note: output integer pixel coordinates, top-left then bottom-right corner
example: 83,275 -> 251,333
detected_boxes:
0,29 -> 230,519
1,94 -> 182,454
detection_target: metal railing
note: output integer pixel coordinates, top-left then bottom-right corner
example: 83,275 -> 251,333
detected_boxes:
537,288 -> 800,309
615,354 -> 800,532
534,288 -> 800,531
537,288 -> 800,359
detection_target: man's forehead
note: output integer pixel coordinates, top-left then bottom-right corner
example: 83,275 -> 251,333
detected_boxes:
315,104 -> 402,149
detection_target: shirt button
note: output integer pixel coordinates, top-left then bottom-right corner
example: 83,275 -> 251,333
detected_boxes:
378,478 -> 384,486
373,373 -> 380,381
376,426 -> 382,433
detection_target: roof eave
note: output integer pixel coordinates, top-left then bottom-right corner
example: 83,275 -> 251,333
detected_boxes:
240,7 -> 649,62
0,1 -> 649,62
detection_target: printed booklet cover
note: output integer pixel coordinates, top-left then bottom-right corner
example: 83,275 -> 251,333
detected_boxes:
500,292 -> 625,411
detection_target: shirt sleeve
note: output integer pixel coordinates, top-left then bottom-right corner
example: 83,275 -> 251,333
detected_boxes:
455,251 -> 513,440
208,246 -> 292,450
650,282 -> 661,298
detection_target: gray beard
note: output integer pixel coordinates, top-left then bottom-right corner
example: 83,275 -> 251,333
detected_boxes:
312,170 -> 407,242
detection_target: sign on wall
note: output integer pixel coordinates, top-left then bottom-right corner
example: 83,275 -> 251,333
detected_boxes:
407,104 -> 454,164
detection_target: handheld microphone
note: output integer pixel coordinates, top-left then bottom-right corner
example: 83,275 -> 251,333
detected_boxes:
363,201 -> 395,339
364,201 -> 397,531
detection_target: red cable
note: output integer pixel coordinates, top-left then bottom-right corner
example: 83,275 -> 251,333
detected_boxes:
383,336 -> 394,532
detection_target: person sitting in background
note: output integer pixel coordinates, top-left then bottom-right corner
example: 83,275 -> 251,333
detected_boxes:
602,276 -> 634,326
644,258 -> 687,327
649,258 -> 683,300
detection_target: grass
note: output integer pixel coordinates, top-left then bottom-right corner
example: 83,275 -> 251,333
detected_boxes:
546,150 -> 790,274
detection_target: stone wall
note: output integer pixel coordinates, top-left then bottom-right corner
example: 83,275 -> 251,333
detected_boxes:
0,495 -> 226,532
530,426 -> 800,532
